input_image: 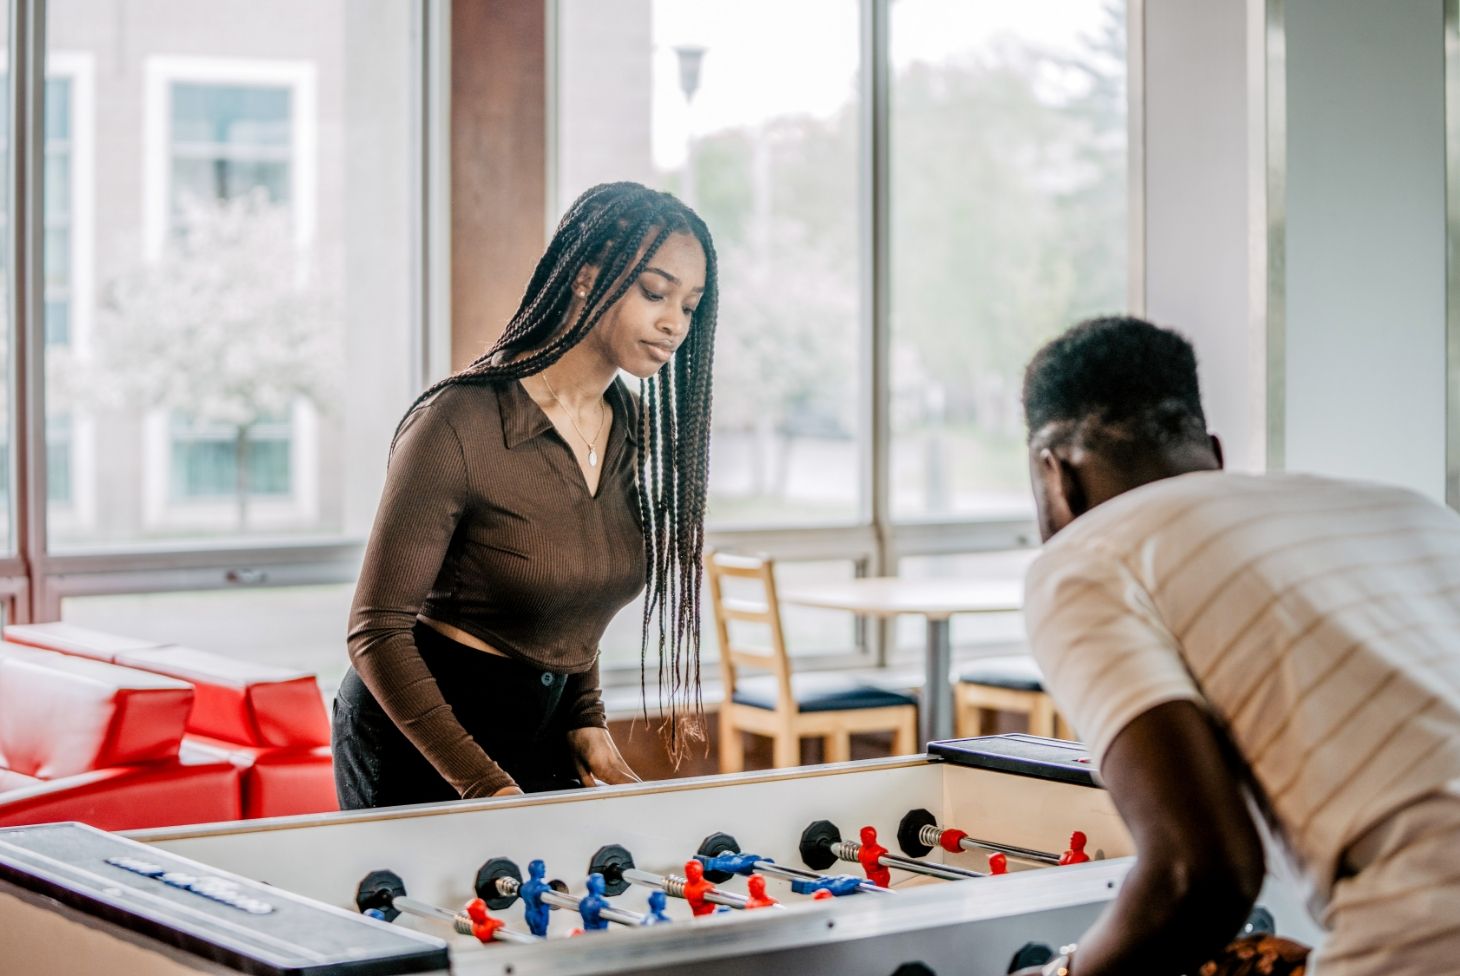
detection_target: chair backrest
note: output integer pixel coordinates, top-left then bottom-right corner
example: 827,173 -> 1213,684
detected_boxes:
704,550 -> 795,714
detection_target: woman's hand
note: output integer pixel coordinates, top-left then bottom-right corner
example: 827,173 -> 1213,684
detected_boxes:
567,727 -> 642,787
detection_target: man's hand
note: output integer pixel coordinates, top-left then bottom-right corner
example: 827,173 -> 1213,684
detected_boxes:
568,727 -> 642,787
491,785 -> 525,797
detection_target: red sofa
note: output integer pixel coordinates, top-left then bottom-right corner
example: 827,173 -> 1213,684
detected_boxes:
2,624 -> 338,821
0,644 -> 241,829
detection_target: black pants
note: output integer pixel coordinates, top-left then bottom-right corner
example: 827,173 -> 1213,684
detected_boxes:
332,623 -> 581,809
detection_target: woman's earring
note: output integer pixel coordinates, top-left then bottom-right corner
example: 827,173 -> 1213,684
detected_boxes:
576,289 -> 587,299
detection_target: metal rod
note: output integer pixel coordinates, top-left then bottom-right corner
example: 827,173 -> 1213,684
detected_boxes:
538,888 -> 644,927
390,895 -> 539,944
878,854 -> 982,882
494,875 -> 645,926
540,889 -> 587,912
917,823 -> 1060,866
464,923 -> 538,945
596,905 -> 647,927
830,841 -> 986,882
394,895 -> 460,923
745,859 -> 892,894
621,867 -> 765,910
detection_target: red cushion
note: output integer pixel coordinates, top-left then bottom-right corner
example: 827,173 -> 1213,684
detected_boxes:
114,646 -> 329,749
0,651 -> 193,777
0,769 -> 41,792
0,759 -> 241,830
182,736 -> 336,819
3,623 -> 169,663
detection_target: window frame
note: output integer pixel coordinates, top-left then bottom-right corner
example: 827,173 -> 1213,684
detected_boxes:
0,0 -> 1140,678
138,59 -> 319,532
2,0 -> 445,623
548,0 -> 1143,682
41,51 -> 94,532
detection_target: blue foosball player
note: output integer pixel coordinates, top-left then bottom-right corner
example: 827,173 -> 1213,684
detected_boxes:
790,874 -> 864,897
521,859 -> 555,937
643,890 -> 672,924
578,872 -> 611,932
697,852 -> 766,877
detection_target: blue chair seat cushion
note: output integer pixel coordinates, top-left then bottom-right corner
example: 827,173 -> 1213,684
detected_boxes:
958,656 -> 1045,692
731,674 -> 918,714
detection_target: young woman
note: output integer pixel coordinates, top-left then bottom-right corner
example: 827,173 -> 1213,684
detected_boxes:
334,182 -> 718,807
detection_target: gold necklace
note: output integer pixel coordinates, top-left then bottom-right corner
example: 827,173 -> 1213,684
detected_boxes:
539,372 -> 607,467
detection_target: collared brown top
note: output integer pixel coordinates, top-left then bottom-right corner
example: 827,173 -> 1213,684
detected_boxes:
347,378 -> 645,797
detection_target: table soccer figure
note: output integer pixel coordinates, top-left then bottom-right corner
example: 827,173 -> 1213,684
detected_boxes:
745,875 -> 778,909
578,872 -> 610,931
521,859 -> 555,937
1059,830 -> 1090,866
857,825 -> 892,888
683,859 -> 716,916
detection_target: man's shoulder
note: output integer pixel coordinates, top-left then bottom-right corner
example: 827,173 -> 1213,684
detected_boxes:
1061,471 -> 1424,543
1031,471 -> 1448,583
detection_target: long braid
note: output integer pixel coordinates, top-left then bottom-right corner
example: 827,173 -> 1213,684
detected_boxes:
391,182 -> 719,758
668,215 -> 717,739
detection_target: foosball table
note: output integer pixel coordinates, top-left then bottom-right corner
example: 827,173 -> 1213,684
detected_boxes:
0,735 -> 1324,975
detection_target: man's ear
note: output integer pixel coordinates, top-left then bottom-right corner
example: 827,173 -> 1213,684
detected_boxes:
1058,452 -> 1089,519
1038,447 -> 1089,526
1209,433 -> 1225,470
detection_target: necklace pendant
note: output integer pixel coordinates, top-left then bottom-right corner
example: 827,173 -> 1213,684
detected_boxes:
588,447 -> 598,467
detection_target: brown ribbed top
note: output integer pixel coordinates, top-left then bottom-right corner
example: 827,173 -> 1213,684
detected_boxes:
347,378 -> 645,797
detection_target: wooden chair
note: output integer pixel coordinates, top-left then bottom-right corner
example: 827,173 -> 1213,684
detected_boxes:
954,656 -> 1074,740
706,551 -> 918,772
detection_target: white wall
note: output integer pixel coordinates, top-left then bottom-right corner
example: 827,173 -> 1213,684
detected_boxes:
1142,0 -> 1449,499
1282,0 -> 1446,500
1143,0 -> 1261,471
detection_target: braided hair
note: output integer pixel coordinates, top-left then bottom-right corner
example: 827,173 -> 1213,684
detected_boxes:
392,181 -> 719,755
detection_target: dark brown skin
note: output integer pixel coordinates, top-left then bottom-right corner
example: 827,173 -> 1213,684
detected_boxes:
1013,702 -> 1267,975
1013,429 -> 1269,975
1028,428 -> 1223,544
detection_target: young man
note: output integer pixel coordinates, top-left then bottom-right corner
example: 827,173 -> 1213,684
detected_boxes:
1015,317 -> 1460,976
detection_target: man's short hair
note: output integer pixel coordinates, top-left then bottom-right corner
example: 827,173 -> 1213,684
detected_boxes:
1022,316 -> 1208,450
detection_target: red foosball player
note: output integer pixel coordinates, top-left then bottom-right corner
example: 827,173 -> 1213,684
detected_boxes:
988,852 -> 1008,875
811,888 -> 835,900
683,859 -> 717,916
745,875 -> 778,909
1059,830 -> 1090,865
857,825 -> 892,888
464,898 -> 506,943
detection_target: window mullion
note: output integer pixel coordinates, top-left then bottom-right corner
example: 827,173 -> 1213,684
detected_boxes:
863,0 -> 893,661
14,0 -> 52,621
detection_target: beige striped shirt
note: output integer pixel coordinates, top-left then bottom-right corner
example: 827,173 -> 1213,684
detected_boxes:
1024,472 -> 1460,919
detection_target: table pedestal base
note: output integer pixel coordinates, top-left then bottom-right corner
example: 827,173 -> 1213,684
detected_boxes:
924,618 -> 953,745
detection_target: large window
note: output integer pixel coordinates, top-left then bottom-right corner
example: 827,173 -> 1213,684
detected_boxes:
0,0 -> 434,671
44,74 -> 75,347
556,0 -> 1132,676
43,2 -> 420,554
0,60 -> 83,535
0,3 -> 1129,681
168,81 -> 293,217
162,80 -> 299,514
557,0 -> 866,529
889,0 -> 1129,520
42,60 -> 91,522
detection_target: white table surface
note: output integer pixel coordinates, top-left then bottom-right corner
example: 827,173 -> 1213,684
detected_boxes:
776,551 -> 1037,744
776,576 -> 1024,619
